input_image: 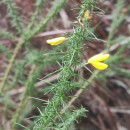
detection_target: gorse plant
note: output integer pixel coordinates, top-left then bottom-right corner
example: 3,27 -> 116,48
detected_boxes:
0,0 -> 129,129
31,0 -> 110,129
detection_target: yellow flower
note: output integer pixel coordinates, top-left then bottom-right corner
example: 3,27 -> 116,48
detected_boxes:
87,53 -> 110,70
47,37 -> 66,46
84,10 -> 92,20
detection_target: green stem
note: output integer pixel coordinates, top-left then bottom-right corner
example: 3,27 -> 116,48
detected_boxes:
0,40 -> 23,94
10,64 -> 36,129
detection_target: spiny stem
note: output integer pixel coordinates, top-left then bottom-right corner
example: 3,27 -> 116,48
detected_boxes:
0,40 -> 23,94
27,0 -> 45,30
33,1 -> 96,129
10,64 -> 36,129
60,0 -> 125,114
60,70 -> 99,114
4,0 -> 24,36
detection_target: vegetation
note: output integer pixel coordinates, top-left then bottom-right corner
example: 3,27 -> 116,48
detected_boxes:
0,0 -> 129,130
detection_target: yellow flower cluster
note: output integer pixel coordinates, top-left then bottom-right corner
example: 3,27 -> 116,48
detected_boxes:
87,53 -> 110,70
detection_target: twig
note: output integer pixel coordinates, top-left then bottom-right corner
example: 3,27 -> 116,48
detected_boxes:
110,108 -> 130,114
34,29 -> 73,38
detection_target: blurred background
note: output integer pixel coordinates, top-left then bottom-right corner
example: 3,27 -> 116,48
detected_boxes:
0,0 -> 130,130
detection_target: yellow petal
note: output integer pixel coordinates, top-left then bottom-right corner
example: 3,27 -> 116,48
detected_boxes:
88,53 -> 102,63
91,62 -> 108,70
88,53 -> 110,63
47,37 -> 66,45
